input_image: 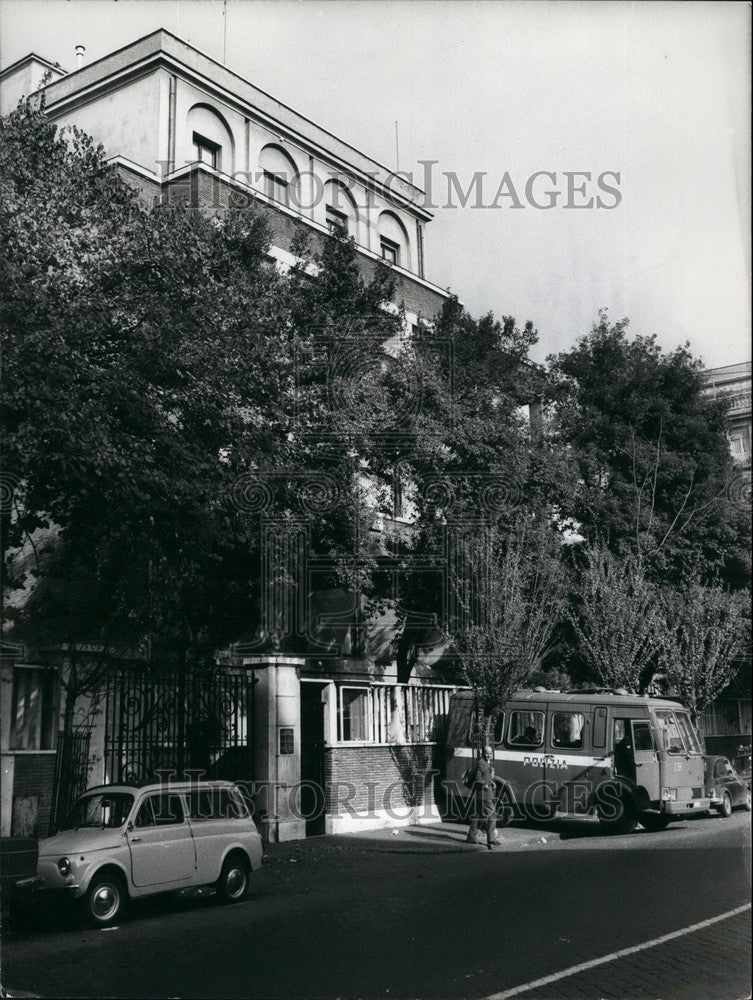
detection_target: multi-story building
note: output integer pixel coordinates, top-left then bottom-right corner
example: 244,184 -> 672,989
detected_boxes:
700,361 -> 752,754
1,31 -> 461,841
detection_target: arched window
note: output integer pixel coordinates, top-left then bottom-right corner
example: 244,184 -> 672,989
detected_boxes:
377,210 -> 410,270
259,144 -> 299,206
187,104 -> 234,172
323,179 -> 359,238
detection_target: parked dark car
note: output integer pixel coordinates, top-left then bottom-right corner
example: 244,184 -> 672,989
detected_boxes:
703,755 -> 752,817
731,750 -> 751,783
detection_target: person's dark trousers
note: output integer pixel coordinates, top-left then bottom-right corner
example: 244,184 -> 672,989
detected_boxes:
467,797 -> 498,846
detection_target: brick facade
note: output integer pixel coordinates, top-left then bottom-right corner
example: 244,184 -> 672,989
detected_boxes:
323,744 -> 445,823
10,754 -> 56,837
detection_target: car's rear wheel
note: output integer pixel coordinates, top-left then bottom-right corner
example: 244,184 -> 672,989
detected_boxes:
716,791 -> 733,818
216,854 -> 250,904
743,790 -> 752,812
82,871 -> 126,927
639,811 -> 671,832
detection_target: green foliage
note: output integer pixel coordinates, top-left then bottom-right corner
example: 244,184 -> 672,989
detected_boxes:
548,311 -> 750,588
659,581 -> 750,721
568,545 -> 664,692
0,102 -> 401,683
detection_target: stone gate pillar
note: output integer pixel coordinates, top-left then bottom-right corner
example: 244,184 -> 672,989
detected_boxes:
240,655 -> 304,843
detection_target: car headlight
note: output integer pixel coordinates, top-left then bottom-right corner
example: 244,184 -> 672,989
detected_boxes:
707,787 -> 716,798
661,787 -> 678,801
57,857 -> 71,876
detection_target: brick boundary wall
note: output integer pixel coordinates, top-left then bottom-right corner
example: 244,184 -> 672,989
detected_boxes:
323,744 -> 446,823
11,754 -> 57,837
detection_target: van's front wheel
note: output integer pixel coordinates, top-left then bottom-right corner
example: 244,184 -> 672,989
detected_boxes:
639,811 -> 671,832
596,787 -> 637,835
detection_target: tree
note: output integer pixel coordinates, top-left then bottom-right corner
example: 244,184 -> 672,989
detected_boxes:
1,102 -> 402,759
548,311 -> 750,588
451,522 -> 566,740
568,545 -> 664,692
659,581 -> 750,725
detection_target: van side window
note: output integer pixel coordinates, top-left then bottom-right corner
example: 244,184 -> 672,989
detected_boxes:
552,712 -> 585,750
632,721 -> 654,751
507,711 -> 544,748
593,706 -> 607,749
493,713 -> 505,745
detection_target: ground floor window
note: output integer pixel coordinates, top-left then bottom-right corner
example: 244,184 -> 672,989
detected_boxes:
8,667 -> 56,750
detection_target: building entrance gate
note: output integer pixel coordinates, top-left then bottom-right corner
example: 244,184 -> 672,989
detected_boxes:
104,667 -> 255,785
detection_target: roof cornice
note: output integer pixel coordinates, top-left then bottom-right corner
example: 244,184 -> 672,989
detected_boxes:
39,29 -> 433,221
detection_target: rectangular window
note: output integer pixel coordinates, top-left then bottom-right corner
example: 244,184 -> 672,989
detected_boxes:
192,132 -> 220,170
654,710 -> 685,754
9,668 -> 56,750
188,788 -> 248,820
325,204 -> 348,234
631,721 -> 654,752
380,237 -> 399,265
551,712 -> 585,750
506,711 -> 545,748
593,707 -> 607,749
674,712 -> 702,754
263,171 -> 289,205
340,687 -> 370,741
150,793 -> 185,826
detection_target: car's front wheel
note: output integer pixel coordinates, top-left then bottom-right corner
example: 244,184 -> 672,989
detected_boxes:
82,871 -> 126,927
216,854 -> 250,904
744,790 -> 752,812
716,791 -> 733,818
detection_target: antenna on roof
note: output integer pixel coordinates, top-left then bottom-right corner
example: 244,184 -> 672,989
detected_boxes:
222,0 -> 228,65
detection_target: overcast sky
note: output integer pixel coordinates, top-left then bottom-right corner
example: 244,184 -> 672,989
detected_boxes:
1,0 -> 750,368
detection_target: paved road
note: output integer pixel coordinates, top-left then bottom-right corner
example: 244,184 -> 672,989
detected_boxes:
2,813 -> 750,1000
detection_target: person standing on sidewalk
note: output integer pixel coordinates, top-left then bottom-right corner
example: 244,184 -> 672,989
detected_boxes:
466,745 -> 502,849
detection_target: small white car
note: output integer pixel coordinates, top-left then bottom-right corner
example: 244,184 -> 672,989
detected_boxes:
25,780 -> 263,926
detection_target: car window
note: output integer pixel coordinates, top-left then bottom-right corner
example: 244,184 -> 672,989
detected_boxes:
61,793 -> 134,830
189,787 -> 248,820
149,793 -> 185,826
134,798 -> 155,828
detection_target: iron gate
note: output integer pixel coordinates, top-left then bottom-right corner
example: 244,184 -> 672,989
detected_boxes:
50,729 -> 92,833
104,668 -> 254,784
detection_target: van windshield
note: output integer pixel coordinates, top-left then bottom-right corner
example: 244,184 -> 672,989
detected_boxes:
674,712 -> 702,754
60,792 -> 134,830
654,710 -> 686,754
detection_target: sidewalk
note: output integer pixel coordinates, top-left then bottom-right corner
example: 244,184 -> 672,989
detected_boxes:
264,819 -> 552,860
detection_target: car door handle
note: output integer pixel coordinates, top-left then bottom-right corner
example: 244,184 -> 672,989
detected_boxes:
130,837 -> 142,843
